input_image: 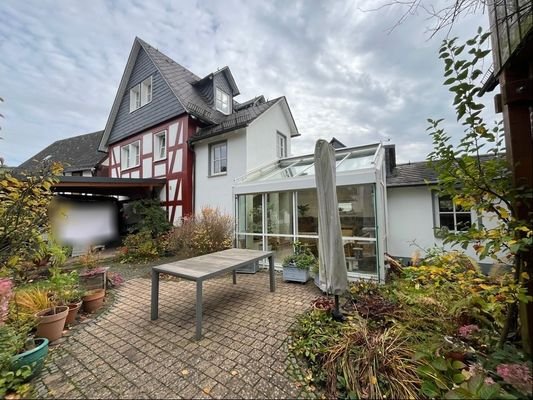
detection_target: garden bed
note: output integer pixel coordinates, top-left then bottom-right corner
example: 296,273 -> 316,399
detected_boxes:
289,251 -> 532,399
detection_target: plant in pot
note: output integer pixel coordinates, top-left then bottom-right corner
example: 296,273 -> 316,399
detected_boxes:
282,241 -> 316,283
47,268 -> 84,326
81,288 -> 105,313
78,250 -> 108,291
12,285 -> 68,342
2,278 -> 49,389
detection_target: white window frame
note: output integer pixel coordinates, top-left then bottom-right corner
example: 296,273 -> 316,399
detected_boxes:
121,140 -> 141,171
141,76 -> 152,106
129,85 -> 141,112
434,194 -> 472,233
129,75 -> 153,112
210,141 -> 227,176
277,132 -> 287,158
215,87 -> 231,114
154,130 -> 167,161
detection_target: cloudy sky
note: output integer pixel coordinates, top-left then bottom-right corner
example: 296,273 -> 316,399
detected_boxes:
0,0 -> 494,166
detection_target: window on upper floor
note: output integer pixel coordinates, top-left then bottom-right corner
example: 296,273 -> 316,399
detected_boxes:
210,141 -> 227,176
121,141 -> 140,170
277,132 -> 287,158
434,194 -> 472,233
130,76 -> 153,112
215,87 -> 231,114
154,131 -> 167,161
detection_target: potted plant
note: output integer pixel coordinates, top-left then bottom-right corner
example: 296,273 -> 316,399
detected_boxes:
34,305 -> 69,342
282,241 -> 316,283
47,268 -> 84,326
82,288 -> 105,313
2,279 -> 49,383
78,250 -> 108,291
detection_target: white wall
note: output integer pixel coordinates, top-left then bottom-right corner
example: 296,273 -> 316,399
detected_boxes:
194,130 -> 247,215
246,101 -> 293,170
387,186 -> 503,263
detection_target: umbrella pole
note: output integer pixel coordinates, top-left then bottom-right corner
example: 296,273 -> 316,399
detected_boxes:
331,295 -> 345,322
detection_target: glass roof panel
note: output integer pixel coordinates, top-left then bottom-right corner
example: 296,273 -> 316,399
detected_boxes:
239,143 -> 380,184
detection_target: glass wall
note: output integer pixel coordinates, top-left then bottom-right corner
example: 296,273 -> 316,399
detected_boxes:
236,184 -> 378,277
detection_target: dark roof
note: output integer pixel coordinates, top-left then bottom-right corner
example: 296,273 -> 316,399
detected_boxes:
386,160 -> 438,187
17,131 -> 107,174
329,137 -> 346,149
387,154 -> 499,187
190,97 -> 282,142
193,66 -> 240,96
101,38 -> 299,150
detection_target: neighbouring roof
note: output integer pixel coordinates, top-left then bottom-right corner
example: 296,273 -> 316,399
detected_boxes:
387,154 -> 500,187
386,161 -> 439,187
100,38 -> 299,150
17,131 -> 107,174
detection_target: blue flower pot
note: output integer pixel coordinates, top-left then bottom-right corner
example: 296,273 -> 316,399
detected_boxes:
11,338 -> 49,380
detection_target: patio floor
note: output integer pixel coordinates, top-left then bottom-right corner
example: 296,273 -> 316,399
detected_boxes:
34,272 -> 321,399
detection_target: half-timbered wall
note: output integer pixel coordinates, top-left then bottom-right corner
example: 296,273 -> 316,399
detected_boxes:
107,115 -> 194,225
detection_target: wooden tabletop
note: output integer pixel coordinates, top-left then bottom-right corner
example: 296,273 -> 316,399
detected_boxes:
152,248 -> 273,281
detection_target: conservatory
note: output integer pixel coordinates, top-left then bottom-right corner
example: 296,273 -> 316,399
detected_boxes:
233,143 -> 388,282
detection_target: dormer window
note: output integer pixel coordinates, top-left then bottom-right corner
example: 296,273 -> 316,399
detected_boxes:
215,87 -> 231,114
130,76 -> 153,112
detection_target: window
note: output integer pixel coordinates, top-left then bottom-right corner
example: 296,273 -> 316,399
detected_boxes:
215,88 -> 231,114
436,195 -> 472,232
210,141 -> 227,175
121,141 -> 140,170
154,131 -> 167,160
129,76 -> 153,112
277,132 -> 287,158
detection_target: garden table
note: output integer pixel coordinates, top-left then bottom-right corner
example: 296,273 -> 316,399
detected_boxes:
150,248 -> 275,340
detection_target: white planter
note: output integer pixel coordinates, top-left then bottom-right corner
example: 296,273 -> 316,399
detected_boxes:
236,261 -> 259,274
283,266 -> 310,283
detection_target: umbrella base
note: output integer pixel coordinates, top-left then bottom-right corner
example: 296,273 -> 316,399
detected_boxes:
331,295 -> 346,322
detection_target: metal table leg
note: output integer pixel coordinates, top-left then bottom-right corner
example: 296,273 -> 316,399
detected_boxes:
195,280 -> 203,340
232,270 -> 237,284
269,255 -> 275,292
151,269 -> 159,320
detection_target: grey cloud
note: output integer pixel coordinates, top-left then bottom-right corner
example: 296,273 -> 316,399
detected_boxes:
0,0 -> 494,167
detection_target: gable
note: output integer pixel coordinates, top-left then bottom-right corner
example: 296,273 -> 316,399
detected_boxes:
213,72 -> 234,97
107,47 -> 185,145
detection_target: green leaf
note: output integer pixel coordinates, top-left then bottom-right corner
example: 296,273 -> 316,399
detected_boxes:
432,357 -> 448,371
478,383 -> 501,399
453,373 -> 466,384
421,381 -> 440,398
451,360 -> 466,370
444,77 -> 456,85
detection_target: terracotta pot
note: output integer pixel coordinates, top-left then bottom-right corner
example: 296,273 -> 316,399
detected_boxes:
82,289 -> 105,313
35,306 -> 69,342
65,301 -> 82,325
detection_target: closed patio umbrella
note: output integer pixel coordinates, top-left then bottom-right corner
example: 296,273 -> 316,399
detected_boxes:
314,139 -> 348,320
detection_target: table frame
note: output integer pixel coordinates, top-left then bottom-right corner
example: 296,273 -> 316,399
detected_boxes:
150,249 -> 275,340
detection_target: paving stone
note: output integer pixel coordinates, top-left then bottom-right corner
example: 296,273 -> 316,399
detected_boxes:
34,273 -> 320,398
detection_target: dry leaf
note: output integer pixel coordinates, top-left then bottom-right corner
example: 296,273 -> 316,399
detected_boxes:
230,370 -> 238,376
181,369 -> 189,375
203,388 -> 211,395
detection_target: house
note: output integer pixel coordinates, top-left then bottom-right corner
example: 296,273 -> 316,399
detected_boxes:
386,154 -> 507,271
98,37 -> 299,224
17,130 -> 108,177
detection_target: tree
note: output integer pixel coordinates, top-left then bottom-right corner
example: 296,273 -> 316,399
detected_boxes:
367,1 -> 532,37
427,28 -> 532,353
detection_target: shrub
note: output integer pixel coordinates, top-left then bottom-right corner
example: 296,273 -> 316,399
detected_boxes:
119,231 -> 164,263
128,199 -> 171,237
167,207 -> 233,257
0,163 -> 62,280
